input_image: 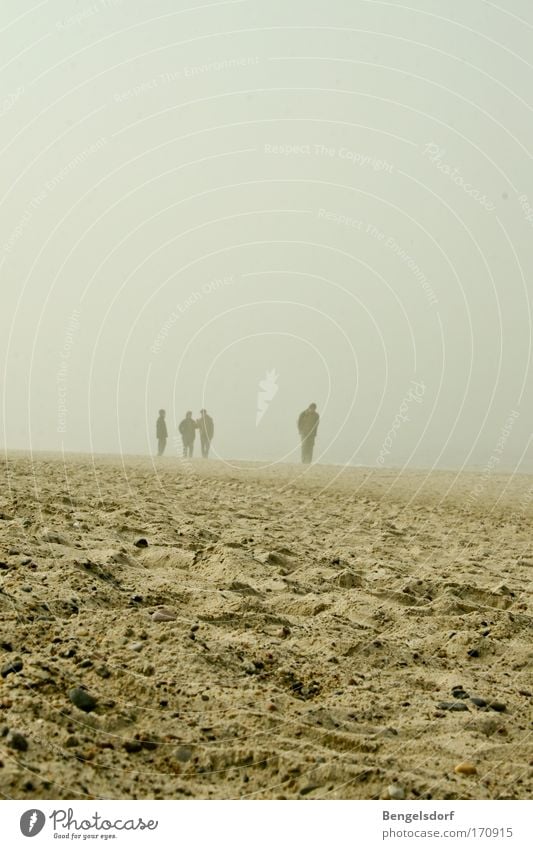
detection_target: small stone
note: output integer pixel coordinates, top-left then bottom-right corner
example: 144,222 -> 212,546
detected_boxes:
59,647 -> 76,658
470,697 -> 487,708
128,642 -> 144,652
41,529 -> 69,545
124,740 -> 143,753
265,551 -> 287,566
95,666 -> 111,679
1,659 -> 23,678
451,687 -> 469,699
68,687 -> 97,713
140,737 -> 159,751
78,659 -> 93,669
467,648 -> 480,658
387,783 -> 405,800
337,570 -> 362,589
454,762 -> 477,776
64,736 -> 80,748
134,538 -> 149,548
151,609 -> 177,622
437,701 -> 469,712
175,746 -> 192,762
299,784 -> 320,796
8,732 -> 28,752
489,701 -> 506,712
21,585 -> 32,593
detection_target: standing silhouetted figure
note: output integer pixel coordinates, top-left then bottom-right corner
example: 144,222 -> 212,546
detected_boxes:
156,409 -> 168,456
179,411 -> 196,458
196,409 -> 214,458
297,403 -> 319,464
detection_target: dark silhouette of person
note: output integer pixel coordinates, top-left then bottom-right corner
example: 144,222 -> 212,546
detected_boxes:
156,409 -> 168,456
178,410 -> 196,458
297,402 -> 319,464
196,409 -> 214,458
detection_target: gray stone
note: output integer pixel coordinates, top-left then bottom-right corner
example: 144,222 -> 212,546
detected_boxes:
388,783 -> 405,800
8,732 -> 28,752
437,701 -> 469,712
68,687 -> 97,712
1,658 -> 23,678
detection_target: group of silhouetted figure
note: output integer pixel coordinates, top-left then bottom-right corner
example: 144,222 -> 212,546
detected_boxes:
156,402 -> 320,464
156,408 -> 214,459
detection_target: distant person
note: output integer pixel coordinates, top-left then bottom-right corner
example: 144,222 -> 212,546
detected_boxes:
297,402 -> 319,464
196,409 -> 214,458
178,411 -> 196,458
156,409 -> 168,456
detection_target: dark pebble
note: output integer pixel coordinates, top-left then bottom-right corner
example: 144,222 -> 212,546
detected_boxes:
140,738 -> 158,751
124,740 -> 143,753
451,688 -> 469,699
489,701 -> 507,712
78,659 -> 93,669
1,659 -> 23,678
95,666 -> 111,679
60,647 -> 76,659
175,746 -> 192,763
8,732 -> 28,752
467,649 -> 480,657
470,697 -> 487,708
437,701 -> 469,712
68,688 -> 97,713
134,538 -> 148,548
64,736 -> 80,748
300,784 -> 320,796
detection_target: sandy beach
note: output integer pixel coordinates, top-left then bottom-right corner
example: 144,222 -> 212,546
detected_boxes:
0,452 -> 531,800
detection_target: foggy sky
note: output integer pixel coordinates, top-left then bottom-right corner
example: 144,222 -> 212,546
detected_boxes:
1,0 -> 533,471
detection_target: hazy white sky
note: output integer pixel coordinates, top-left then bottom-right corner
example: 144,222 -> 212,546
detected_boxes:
1,0 -> 533,470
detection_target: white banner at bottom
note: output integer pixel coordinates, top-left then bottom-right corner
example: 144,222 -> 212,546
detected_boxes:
1,799 -> 530,848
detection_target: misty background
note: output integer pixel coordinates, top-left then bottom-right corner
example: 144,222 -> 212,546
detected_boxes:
1,0 -> 533,470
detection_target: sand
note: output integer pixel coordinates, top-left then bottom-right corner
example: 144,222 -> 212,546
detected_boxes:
0,452 -> 531,800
